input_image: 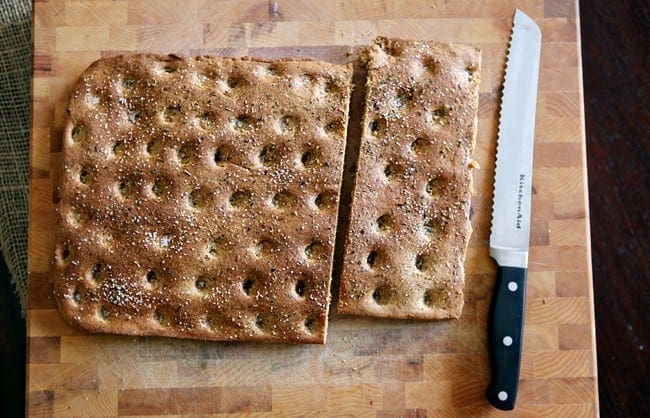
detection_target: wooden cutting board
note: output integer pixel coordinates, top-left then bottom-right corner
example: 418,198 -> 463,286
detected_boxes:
27,0 -> 598,416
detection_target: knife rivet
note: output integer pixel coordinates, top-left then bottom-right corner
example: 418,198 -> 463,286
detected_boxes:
503,336 -> 513,346
498,391 -> 508,401
507,281 -> 518,292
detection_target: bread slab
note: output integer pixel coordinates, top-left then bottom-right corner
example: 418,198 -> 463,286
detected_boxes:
338,37 -> 481,319
54,54 -> 352,343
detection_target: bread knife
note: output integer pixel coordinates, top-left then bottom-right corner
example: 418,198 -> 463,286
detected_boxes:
486,9 -> 541,410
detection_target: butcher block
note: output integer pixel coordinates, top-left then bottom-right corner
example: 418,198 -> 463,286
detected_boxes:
27,0 -> 597,416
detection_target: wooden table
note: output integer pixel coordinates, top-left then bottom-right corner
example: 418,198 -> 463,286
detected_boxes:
28,1 -> 597,416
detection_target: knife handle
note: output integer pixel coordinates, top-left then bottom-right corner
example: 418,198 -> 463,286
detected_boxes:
486,265 -> 527,410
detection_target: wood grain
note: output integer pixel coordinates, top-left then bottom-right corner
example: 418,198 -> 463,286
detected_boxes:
580,0 -> 650,417
27,0 -> 598,416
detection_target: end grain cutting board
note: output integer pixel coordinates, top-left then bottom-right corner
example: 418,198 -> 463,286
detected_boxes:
28,0 -> 598,416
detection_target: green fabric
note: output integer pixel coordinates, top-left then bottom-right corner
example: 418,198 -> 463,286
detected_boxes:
0,0 -> 32,314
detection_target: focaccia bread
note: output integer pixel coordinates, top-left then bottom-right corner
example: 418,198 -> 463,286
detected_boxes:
54,54 -> 352,343
338,37 -> 481,319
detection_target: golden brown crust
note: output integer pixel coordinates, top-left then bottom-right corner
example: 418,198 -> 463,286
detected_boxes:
54,53 -> 353,343
338,37 -> 481,319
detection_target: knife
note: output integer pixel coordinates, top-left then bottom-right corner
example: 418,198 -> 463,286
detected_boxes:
485,9 -> 541,411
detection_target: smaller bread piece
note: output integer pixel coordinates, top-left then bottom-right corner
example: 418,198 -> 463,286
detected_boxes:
54,54 -> 353,343
338,37 -> 481,319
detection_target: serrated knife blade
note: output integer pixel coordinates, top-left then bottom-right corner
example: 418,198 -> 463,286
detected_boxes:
485,9 -> 541,411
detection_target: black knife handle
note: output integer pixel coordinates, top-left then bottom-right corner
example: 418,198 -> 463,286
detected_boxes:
486,265 -> 527,410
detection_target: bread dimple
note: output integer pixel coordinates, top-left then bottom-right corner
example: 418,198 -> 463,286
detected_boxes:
338,37 -> 481,319
54,54 -> 353,343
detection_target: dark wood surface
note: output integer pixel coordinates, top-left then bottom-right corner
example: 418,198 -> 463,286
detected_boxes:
1,0 -> 647,416
580,0 -> 650,416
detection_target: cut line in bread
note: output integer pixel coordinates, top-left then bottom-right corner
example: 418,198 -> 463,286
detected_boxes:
338,37 -> 481,319
54,54 -> 353,343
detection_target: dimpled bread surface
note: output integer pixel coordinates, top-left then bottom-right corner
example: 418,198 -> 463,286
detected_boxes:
54,54 -> 352,343
338,37 -> 481,319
